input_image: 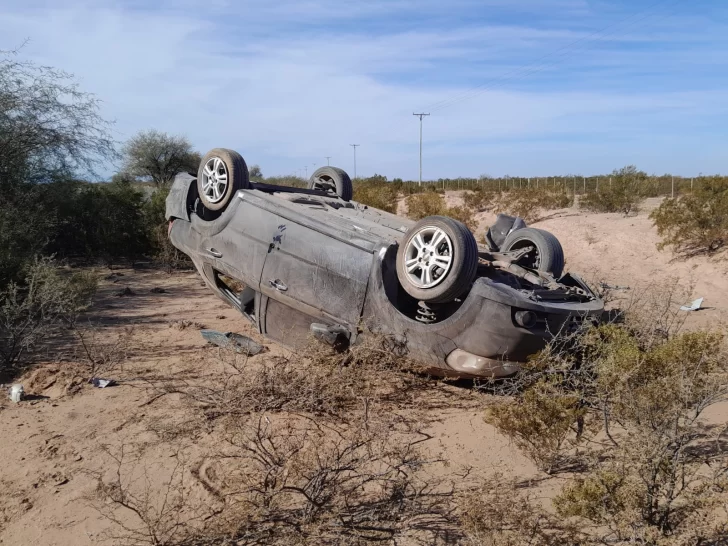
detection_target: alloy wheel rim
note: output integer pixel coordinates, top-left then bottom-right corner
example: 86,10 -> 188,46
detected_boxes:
201,157 -> 229,203
403,226 -> 454,288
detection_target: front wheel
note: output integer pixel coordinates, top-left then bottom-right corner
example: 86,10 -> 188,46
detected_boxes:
196,148 -> 250,213
396,216 -> 478,304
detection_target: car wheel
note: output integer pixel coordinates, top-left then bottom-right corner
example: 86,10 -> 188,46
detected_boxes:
308,166 -> 353,201
196,148 -> 250,212
501,227 -> 564,277
396,216 -> 478,304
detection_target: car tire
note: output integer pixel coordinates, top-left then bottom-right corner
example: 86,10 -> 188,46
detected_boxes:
396,216 -> 478,304
502,227 -> 564,277
196,148 -> 250,212
308,166 -> 353,201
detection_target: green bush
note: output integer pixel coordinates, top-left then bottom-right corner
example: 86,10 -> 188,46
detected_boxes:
485,309 -> 728,543
650,176 -> 728,256
580,166 -> 647,215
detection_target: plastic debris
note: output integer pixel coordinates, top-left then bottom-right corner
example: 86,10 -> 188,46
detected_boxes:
89,378 -> 115,388
9,384 -> 24,403
680,298 -> 704,312
201,330 -> 265,355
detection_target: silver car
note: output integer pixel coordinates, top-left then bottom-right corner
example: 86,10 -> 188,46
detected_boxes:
166,148 -> 603,378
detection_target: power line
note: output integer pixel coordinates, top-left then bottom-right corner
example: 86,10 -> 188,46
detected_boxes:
413,113 -> 430,185
350,144 -> 360,180
418,0 -> 685,115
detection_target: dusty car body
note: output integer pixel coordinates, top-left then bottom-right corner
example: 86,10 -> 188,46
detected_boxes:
166,163 -> 603,378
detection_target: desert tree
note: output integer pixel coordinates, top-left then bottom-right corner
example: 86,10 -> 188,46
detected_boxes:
121,130 -> 200,187
0,46 -> 117,283
0,46 -> 117,184
248,164 -> 263,180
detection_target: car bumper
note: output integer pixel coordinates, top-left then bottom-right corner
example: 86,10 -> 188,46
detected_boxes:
363,245 -> 604,378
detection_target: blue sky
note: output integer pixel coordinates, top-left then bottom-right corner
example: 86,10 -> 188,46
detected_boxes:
1,0 -> 727,180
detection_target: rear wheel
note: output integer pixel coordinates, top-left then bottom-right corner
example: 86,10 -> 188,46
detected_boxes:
308,166 -> 353,201
396,216 -> 478,304
196,148 -> 250,212
502,227 -> 564,277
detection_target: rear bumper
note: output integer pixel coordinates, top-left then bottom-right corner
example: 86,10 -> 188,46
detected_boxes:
363,245 -> 604,378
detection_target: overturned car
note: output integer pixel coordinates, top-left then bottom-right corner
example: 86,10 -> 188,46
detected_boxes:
166,148 -> 603,378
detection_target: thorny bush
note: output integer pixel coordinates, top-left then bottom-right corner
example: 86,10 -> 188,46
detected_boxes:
97,335 -> 461,545
0,258 -> 96,375
650,175 -> 728,256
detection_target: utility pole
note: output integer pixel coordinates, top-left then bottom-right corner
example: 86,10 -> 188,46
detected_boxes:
350,144 -> 359,180
413,113 -> 430,185
325,156 -> 331,166
304,166 -> 308,178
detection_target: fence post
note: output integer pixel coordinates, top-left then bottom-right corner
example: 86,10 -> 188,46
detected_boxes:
596,177 -> 599,193
671,176 -> 674,199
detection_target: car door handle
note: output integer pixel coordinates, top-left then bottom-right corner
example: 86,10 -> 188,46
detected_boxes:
269,279 -> 288,292
206,247 -> 222,258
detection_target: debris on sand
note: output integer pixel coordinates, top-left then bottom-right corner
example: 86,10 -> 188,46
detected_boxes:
599,282 -> 631,291
104,272 -> 125,281
114,287 -> 135,297
9,384 -> 24,403
169,319 -> 206,331
88,378 -> 115,388
150,287 -> 167,294
680,297 -> 704,312
201,330 -> 266,355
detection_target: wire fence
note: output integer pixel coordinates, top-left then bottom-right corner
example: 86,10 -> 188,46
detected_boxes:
391,174 -> 710,198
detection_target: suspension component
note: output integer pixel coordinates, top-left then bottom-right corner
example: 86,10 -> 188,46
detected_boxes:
415,301 -> 438,324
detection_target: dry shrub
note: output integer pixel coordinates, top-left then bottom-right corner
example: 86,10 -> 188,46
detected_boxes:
650,176 -> 728,256
459,473 -> 581,546
91,446 -> 209,546
484,381 -> 585,474
204,412 -> 454,545
492,187 -> 572,223
75,325 -> 133,378
483,284 -> 728,544
0,258 -> 96,374
96,334 -> 464,545
406,193 -> 476,230
580,165 -> 648,215
163,333 -> 434,420
462,189 -> 496,212
353,180 -> 399,214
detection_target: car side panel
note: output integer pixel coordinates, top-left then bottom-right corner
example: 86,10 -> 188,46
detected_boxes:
260,213 -> 371,326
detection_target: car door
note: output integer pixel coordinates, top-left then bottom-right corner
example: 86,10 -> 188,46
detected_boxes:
259,215 -> 372,332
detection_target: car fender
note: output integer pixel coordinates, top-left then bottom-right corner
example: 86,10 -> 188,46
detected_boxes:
165,172 -> 196,222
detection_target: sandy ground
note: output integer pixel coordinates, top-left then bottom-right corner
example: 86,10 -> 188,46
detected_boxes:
1,195 -> 727,544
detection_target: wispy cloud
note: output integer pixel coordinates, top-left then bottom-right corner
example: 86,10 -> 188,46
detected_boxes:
1,0 -> 726,178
